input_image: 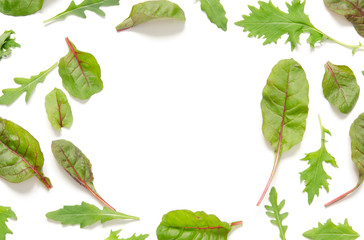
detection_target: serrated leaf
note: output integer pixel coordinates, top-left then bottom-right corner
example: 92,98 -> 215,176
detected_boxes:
322,61 -> 360,114
58,38 -> 103,100
45,88 -> 73,130
303,219 -> 359,240
0,117 -> 52,189
0,63 -> 58,106
46,202 -> 139,228
0,0 -> 43,16
265,187 -> 288,240
200,0 -> 228,31
44,0 -> 119,24
0,206 -> 16,240
0,30 -> 20,60
105,230 -> 149,240
116,0 -> 185,32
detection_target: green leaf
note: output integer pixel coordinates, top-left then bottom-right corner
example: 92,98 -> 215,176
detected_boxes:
0,30 -> 20,60
0,117 -> 52,189
116,0 -> 185,32
0,0 -> 43,16
156,210 -> 242,240
303,219 -> 359,240
58,38 -> 103,100
45,88 -> 73,131
265,187 -> 288,240
0,206 -> 16,240
300,116 -> 337,204
322,61 -> 360,114
46,202 -> 139,228
44,0 -> 119,24
0,63 -> 58,106
200,0 -> 228,31
105,230 -> 149,240
257,58 -> 309,206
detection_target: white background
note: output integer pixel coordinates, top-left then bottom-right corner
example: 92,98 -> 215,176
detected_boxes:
0,0 -> 364,239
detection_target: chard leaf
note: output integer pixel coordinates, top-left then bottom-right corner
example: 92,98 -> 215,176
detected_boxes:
46,202 -> 139,228
58,38 -> 103,100
44,0 -> 119,24
200,0 -> 228,31
105,230 -> 149,240
116,0 -> 185,32
303,219 -> 359,240
265,187 -> 288,240
45,88 -> 73,131
0,63 -> 58,106
0,117 -> 52,189
156,210 -> 242,240
300,116 -> 337,205
322,61 -> 360,114
0,206 -> 16,240
0,0 -> 43,16
51,139 -> 114,210
258,59 -> 309,206
0,30 -> 20,60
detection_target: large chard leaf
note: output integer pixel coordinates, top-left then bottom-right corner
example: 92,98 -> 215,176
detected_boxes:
116,0 -> 186,32
265,187 -> 288,240
156,210 -> 242,240
0,0 -> 43,16
322,61 -> 359,114
0,30 -> 20,60
0,63 -> 58,106
44,0 -> 119,24
200,0 -> 228,31
58,38 -> 103,100
105,230 -> 149,240
51,139 -> 114,210
0,117 -> 52,189
0,206 -> 16,240
45,88 -> 73,131
46,202 -> 139,228
303,219 -> 359,240
257,58 -> 309,206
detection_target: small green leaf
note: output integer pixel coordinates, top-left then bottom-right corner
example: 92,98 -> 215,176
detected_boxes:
46,202 -> 139,228
0,0 -> 43,16
105,230 -> 149,240
45,88 -> 73,130
0,206 -> 17,240
0,30 -> 20,60
303,219 -> 359,240
265,187 -> 288,240
200,0 -> 228,31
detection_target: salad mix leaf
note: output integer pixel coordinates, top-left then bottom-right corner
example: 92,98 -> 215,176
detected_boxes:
0,30 -> 20,60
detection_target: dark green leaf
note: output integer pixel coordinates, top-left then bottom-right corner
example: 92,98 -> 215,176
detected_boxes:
0,0 -> 43,16
105,230 -> 149,240
45,88 -> 73,130
0,30 -> 20,60
265,187 -> 288,240
200,0 -> 228,31
0,206 -> 16,240
303,219 -> 359,240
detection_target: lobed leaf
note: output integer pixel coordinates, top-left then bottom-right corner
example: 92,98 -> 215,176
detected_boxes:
0,30 -> 20,60
0,0 -> 43,16
0,206 -> 17,240
105,230 -> 149,240
45,88 -> 73,130
200,0 -> 228,31
303,219 -> 359,240
265,187 -> 288,240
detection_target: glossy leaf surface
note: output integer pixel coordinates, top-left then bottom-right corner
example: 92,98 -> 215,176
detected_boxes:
58,38 -> 103,100
46,202 -> 139,228
0,0 -> 43,16
0,117 -> 52,189
116,0 -> 185,32
265,187 -> 288,240
0,206 -> 16,240
322,61 -> 359,114
0,30 -> 20,60
105,230 -> 149,240
45,88 -> 73,130
200,0 -> 228,31
303,219 -> 359,240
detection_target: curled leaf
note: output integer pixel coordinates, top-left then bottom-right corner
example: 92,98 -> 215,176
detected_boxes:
45,88 -> 73,130
0,30 -> 20,60
0,0 -> 43,16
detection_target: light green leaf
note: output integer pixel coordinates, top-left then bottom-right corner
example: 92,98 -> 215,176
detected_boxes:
0,30 -> 20,60
46,202 -> 139,228
265,187 -> 288,240
0,63 -> 58,106
0,0 -> 43,16
200,0 -> 228,31
303,219 -> 359,240
116,0 -> 185,32
105,230 -> 149,240
0,206 -> 16,240
45,88 -> 73,130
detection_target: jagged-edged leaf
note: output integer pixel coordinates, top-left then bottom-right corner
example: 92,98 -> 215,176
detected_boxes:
51,139 -> 114,210
156,210 -> 242,240
46,202 -> 139,228
200,0 -> 228,31
257,59 -> 309,206
105,230 -> 149,240
265,187 -> 288,240
58,38 -> 103,100
0,30 -> 20,60
303,219 -> 359,240
0,117 -> 52,189
0,63 -> 58,106
44,0 -> 119,24
116,0 -> 185,32
322,61 -> 359,114
0,206 -> 16,240
45,88 -> 73,130
0,0 -> 43,16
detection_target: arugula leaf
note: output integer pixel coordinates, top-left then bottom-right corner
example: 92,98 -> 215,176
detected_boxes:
116,0 -> 186,32
322,61 -> 360,114
46,202 -> 139,228
0,206 -> 16,240
45,88 -> 73,131
235,0 -> 364,53
0,117 -> 52,189
265,187 -> 288,240
303,219 -> 359,240
300,116 -> 337,204
58,38 -> 103,100
44,0 -> 119,24
0,63 -> 58,106
0,0 -> 43,16
258,59 -> 309,206
0,30 -> 20,60
105,230 -> 149,240
156,210 -> 242,240
200,0 -> 228,31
